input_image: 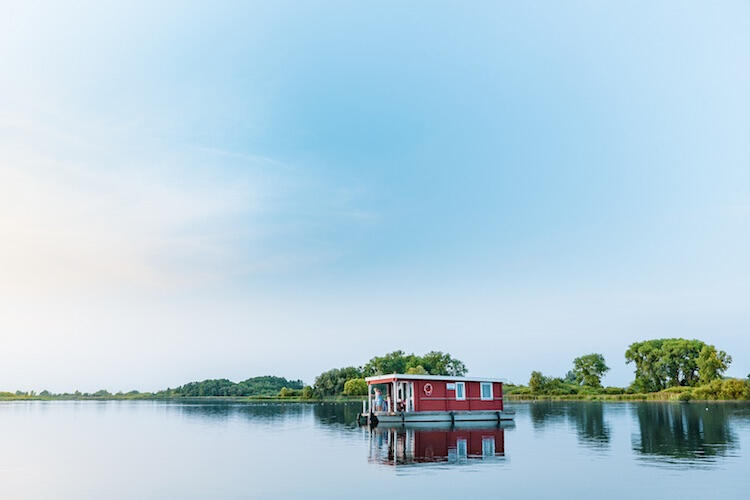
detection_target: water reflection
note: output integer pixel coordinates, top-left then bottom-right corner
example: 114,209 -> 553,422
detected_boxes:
368,424 -> 511,466
167,401 -> 311,423
161,400 -> 364,428
113,400 -> 750,471
528,401 -> 611,449
313,401 -> 361,427
528,401 -> 568,429
632,403 -> 740,466
568,402 -> 610,448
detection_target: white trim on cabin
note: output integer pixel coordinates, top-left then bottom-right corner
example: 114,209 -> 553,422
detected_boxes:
365,373 -> 508,384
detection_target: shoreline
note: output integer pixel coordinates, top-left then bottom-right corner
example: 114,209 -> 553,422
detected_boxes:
2,395 -> 748,403
505,395 -> 750,402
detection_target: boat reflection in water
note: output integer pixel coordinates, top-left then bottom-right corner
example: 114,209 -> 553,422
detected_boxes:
368,422 -> 513,466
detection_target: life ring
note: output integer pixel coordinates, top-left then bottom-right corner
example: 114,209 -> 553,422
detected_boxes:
424,383 -> 433,396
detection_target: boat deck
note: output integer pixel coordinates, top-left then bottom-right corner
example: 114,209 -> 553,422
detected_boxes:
358,409 -> 514,426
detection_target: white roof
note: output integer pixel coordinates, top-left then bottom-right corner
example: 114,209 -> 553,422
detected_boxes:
365,373 -> 507,384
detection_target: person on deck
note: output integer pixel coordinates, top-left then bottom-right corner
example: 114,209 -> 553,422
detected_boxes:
374,388 -> 384,411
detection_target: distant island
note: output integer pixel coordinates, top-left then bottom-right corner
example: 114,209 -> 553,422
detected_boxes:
2,341 -> 749,402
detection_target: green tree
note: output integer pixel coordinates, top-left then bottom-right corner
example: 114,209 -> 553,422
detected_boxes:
362,351 -> 415,376
625,338 -> 729,392
300,386 -> 314,399
343,378 -> 368,396
405,365 -> 428,374
362,350 -> 467,377
572,353 -> 609,387
529,371 -> 546,393
626,340 -> 666,392
313,366 -> 363,396
418,351 -> 468,376
697,345 -> 732,384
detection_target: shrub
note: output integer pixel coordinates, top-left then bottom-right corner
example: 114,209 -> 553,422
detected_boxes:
719,379 -> 750,400
677,390 -> 693,401
300,386 -> 314,399
505,385 -> 531,395
693,379 -> 723,400
278,387 -> 301,397
343,378 -> 368,396
603,386 -> 625,395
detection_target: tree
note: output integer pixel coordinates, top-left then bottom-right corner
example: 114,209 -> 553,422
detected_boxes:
626,340 -> 667,392
626,338 -> 732,391
697,345 -> 732,384
406,365 -> 428,374
300,386 -> 314,399
529,371 -> 546,393
572,353 -> 609,387
362,350 -> 468,377
362,351 -> 415,376
313,366 -> 363,396
419,351 -> 468,376
343,378 -> 368,396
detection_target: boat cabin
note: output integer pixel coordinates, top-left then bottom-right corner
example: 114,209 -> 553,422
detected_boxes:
361,374 -> 512,425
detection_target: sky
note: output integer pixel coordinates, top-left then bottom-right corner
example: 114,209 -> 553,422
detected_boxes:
1,1 -> 749,392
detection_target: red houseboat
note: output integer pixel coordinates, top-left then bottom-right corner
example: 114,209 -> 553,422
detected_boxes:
359,374 -> 514,425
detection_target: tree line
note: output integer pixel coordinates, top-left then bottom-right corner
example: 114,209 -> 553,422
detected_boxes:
312,350 -> 467,397
3,376 -> 306,400
158,375 -> 304,397
510,337 -> 748,400
3,340 -> 746,401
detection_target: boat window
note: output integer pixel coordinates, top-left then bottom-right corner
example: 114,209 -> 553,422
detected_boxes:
480,382 -> 493,400
455,382 -> 465,400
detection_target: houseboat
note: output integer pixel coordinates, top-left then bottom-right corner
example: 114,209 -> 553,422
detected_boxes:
357,373 -> 514,426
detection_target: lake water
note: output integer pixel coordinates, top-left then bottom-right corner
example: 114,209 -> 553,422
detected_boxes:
2,400 -> 749,499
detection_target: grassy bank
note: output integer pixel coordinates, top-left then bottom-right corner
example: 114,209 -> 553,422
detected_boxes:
505,378 -> 750,402
506,392 -> 699,402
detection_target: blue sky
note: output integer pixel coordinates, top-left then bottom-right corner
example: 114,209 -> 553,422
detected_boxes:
1,1 -> 749,391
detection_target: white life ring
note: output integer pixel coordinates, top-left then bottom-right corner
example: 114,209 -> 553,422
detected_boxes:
424,383 -> 433,396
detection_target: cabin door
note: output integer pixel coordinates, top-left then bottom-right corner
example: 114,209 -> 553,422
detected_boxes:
396,382 -> 414,412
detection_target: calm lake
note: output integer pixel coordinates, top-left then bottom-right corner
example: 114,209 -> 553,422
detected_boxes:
2,400 -> 749,499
